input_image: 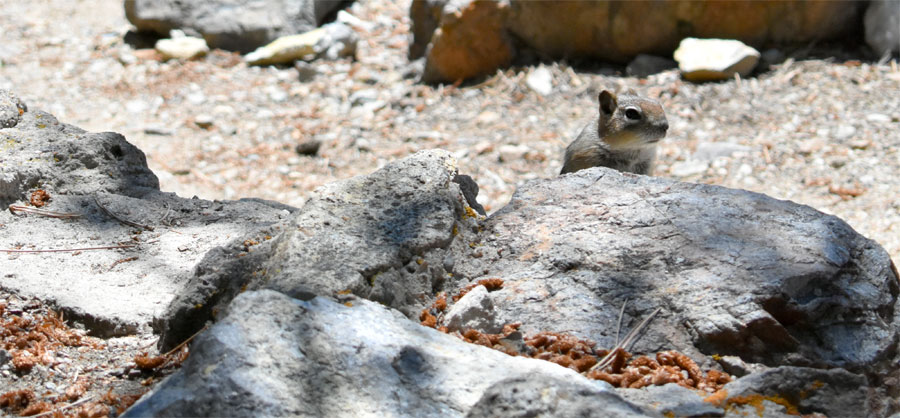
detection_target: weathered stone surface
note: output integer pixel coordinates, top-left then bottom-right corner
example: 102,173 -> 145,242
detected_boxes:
0,103 -> 158,206
244,21 -> 357,65
617,384 -> 723,417
124,0 -> 349,53
413,0 -> 862,83
674,38 -> 761,82
721,366 -> 869,417
865,0 -> 900,56
447,167 -> 899,414
466,375 -> 652,418
127,290 -> 638,417
157,149 -> 481,349
258,149 -> 476,309
0,90 -> 293,336
0,89 -> 26,128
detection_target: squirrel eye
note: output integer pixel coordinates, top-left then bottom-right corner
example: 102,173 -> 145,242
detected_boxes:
624,107 -> 642,121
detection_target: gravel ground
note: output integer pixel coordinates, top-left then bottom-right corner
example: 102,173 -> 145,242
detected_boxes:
1,0 -> 899,413
0,288 -> 162,416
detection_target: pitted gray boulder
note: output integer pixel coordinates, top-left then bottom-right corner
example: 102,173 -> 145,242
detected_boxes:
157,150 -> 482,350
447,166 -> 898,415
0,97 -> 158,207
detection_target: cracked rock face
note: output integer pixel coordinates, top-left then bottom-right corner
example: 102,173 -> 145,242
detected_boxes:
158,149 -> 481,349
260,149 -> 475,306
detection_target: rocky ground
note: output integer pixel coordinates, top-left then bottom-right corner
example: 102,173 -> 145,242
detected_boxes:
1,0 -> 899,415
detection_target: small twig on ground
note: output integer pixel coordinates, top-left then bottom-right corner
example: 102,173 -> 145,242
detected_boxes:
8,205 -> 81,218
590,307 -> 662,372
615,298 -> 628,347
0,244 -> 137,253
157,203 -> 173,226
163,324 -> 209,358
108,256 -> 138,271
30,395 -> 95,418
94,196 -> 154,231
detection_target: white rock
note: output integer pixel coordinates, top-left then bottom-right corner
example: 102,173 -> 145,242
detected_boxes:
674,38 -> 760,82
498,144 -> 530,162
866,113 -> 891,123
194,114 -> 214,129
444,285 -> 501,334
526,66 -> 553,96
245,22 -> 358,66
337,10 -> 374,31
125,99 -> 148,114
835,124 -> 857,140
155,36 -> 209,60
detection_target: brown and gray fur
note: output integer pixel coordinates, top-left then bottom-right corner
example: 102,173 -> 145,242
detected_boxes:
560,89 -> 668,175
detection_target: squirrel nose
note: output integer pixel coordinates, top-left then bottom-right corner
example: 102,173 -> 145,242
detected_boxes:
660,121 -> 669,132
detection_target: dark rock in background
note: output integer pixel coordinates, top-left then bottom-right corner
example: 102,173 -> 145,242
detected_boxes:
865,0 -> 900,57
124,0 -> 350,53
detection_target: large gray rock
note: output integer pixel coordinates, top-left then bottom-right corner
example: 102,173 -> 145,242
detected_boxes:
865,0 -> 900,56
157,149 -> 481,349
126,290 -> 644,417
125,0 -> 350,53
446,167 -> 899,414
0,104 -> 158,206
0,90 -> 293,336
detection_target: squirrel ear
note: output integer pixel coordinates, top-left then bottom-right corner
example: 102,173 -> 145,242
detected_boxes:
625,88 -> 637,95
599,90 -> 617,115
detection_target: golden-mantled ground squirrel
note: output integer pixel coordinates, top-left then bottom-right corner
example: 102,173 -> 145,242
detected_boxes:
560,89 -> 668,175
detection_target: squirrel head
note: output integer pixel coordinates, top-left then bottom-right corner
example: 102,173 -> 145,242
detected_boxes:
597,89 -> 668,149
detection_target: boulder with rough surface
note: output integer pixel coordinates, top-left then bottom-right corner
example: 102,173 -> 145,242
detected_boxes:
156,149 -> 482,349
0,89 -> 293,336
445,167 -> 899,415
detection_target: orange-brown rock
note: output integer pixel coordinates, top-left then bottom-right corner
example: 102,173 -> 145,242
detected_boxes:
421,1 -> 514,84
412,0 -> 863,83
